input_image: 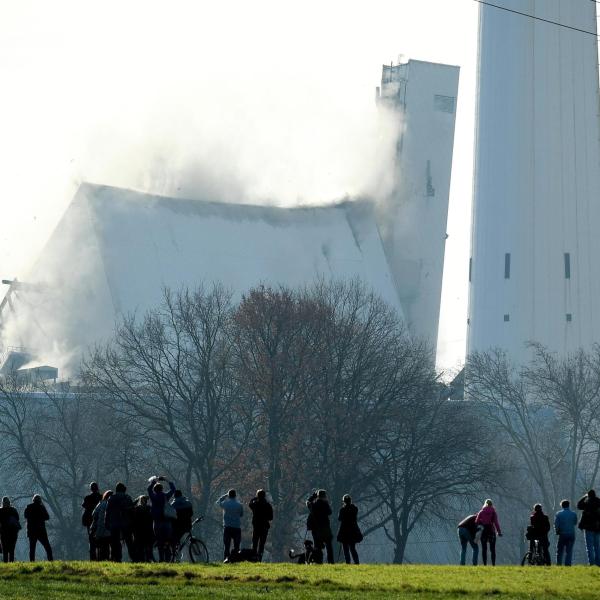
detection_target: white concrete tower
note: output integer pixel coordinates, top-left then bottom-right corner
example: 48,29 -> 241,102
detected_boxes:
468,0 -> 600,363
377,59 -> 460,349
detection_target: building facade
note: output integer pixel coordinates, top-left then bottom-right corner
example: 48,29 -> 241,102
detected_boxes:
377,59 -> 460,348
468,0 -> 600,363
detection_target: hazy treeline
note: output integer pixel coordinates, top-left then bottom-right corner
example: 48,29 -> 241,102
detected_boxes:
9,281 -> 600,563
0,280 -> 499,562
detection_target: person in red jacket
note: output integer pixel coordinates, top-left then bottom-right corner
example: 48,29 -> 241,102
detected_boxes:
475,499 -> 502,566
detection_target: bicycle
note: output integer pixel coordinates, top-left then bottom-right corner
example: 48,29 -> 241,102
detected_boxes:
153,516 -> 210,563
521,539 -> 546,566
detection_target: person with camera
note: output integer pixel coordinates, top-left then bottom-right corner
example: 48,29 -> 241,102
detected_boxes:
82,482 -> 102,561
306,489 -> 334,564
24,495 -> 53,562
577,489 -> 600,566
249,489 -> 273,560
337,494 -> 362,565
147,475 -> 176,562
217,489 -> 244,562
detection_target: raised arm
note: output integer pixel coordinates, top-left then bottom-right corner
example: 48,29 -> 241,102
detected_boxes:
166,481 -> 176,500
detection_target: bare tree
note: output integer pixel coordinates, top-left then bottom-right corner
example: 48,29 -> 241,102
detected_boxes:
82,284 -> 250,539
523,343 -> 600,500
0,376 -> 110,557
231,285 -> 320,558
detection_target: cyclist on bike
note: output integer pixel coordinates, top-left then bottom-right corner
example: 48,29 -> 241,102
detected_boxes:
529,504 -> 551,565
171,490 -> 193,546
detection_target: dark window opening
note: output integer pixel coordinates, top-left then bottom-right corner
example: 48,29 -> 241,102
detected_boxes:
504,253 -> 511,279
564,253 -> 571,279
566,313 -> 572,322
504,314 -> 510,322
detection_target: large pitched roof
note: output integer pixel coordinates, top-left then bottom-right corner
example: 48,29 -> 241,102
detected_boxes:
2,183 -> 403,373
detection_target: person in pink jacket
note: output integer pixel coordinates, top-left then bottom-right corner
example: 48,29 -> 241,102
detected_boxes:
475,499 -> 502,565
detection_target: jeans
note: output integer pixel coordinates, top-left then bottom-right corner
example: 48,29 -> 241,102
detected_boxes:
556,534 -> 575,566
481,528 -> 496,566
584,530 -> 600,566
342,542 -> 359,564
458,527 -> 478,565
223,526 -> 241,559
109,528 -> 134,562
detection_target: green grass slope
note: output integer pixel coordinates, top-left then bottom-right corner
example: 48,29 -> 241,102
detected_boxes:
0,562 -> 599,599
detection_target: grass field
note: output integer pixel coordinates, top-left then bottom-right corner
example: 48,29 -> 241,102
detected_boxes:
0,562 -> 599,599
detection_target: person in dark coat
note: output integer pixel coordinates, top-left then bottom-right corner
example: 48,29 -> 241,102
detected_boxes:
171,490 -> 193,547
457,514 -> 480,566
529,504 -> 551,565
0,497 -> 21,562
306,489 -> 334,564
82,482 -> 102,561
147,476 -> 176,562
91,490 -> 113,561
337,494 -> 362,564
24,495 -> 53,562
105,482 -> 134,562
249,489 -> 273,559
577,489 -> 600,566
131,495 -> 154,562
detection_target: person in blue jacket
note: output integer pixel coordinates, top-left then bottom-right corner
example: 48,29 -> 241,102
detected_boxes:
554,499 -> 578,566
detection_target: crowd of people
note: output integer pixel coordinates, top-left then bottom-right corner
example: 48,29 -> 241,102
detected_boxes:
215,488 -> 362,564
458,490 -> 600,567
82,477 -> 194,563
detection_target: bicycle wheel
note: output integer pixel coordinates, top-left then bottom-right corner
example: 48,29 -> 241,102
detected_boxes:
188,539 -> 209,563
521,552 -> 532,566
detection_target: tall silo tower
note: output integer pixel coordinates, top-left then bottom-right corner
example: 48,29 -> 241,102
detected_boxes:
468,0 -> 600,363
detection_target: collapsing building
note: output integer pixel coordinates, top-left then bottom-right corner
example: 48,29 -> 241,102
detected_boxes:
0,59 -> 459,376
468,0 -> 600,363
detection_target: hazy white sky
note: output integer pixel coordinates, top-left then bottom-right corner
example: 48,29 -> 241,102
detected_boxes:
0,0 -> 479,371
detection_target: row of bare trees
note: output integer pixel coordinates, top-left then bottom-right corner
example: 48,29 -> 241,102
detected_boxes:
0,280 -> 498,562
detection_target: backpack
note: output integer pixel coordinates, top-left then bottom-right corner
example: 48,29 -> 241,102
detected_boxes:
163,502 -> 177,521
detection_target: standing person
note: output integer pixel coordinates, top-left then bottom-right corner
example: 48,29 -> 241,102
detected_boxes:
337,494 -> 362,565
457,513 -> 480,566
171,490 -> 193,548
529,504 -> 551,565
217,489 -> 244,562
306,490 -> 334,564
131,496 -> 154,562
554,499 -> 578,567
248,489 -> 273,560
475,499 -> 502,566
577,489 -> 600,566
91,491 -> 113,561
82,482 -> 102,561
24,495 -> 53,562
0,497 -> 21,562
147,476 -> 176,562
105,482 -> 134,562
